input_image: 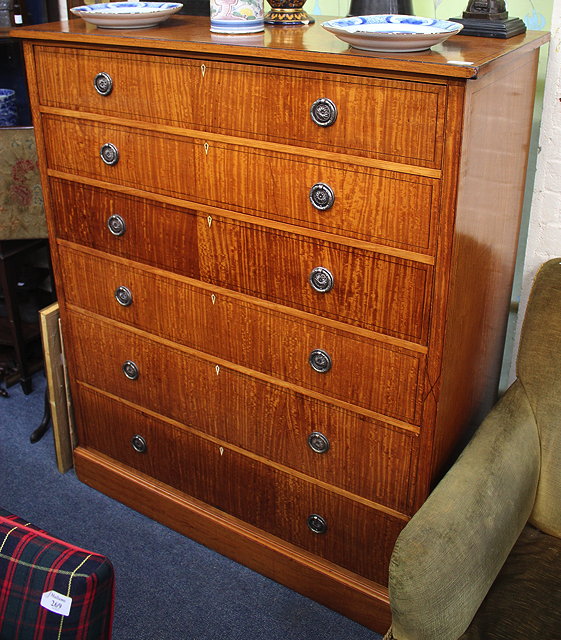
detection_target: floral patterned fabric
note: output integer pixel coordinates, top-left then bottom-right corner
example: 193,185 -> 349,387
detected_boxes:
0,127 -> 47,240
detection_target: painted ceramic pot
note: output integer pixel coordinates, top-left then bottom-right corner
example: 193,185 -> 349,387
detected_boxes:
0,0 -> 15,31
210,0 -> 264,33
0,89 -> 17,127
264,0 -> 314,25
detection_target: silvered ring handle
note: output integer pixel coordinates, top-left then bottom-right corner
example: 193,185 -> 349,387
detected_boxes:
131,434 -> 147,453
100,143 -> 119,166
310,98 -> 337,127
309,267 -> 334,293
307,514 -> 328,534
309,183 -> 335,211
107,214 -> 126,237
308,432 -> 330,454
309,349 -> 332,374
94,72 -> 113,96
114,285 -> 133,307
122,360 -> 139,380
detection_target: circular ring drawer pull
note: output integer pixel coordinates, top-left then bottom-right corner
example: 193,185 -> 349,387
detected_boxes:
310,98 -> 337,127
309,349 -> 332,374
100,143 -> 119,166
309,183 -> 335,211
309,267 -> 334,293
94,72 -> 113,96
308,432 -> 330,454
107,214 -> 126,237
307,514 -> 328,534
122,360 -> 139,380
131,434 -> 147,453
114,285 -> 133,307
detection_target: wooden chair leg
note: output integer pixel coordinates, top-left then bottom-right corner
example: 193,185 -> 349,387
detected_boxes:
29,386 -> 51,443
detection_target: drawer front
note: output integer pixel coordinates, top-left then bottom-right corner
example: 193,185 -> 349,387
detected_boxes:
50,179 -> 201,279
55,208 -> 431,342
35,46 -> 445,168
75,376 -> 418,513
61,256 -> 423,421
198,215 -> 432,341
43,116 -> 439,252
74,385 -> 405,584
65,308 -> 421,441
76,384 -> 418,514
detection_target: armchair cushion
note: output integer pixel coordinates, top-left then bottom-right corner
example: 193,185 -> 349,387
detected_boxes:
388,381 -> 540,640
460,524 -> 561,639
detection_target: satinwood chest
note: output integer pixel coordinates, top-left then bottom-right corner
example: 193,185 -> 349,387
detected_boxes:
13,17 -> 548,632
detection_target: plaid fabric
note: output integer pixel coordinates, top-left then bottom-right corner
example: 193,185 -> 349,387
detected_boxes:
0,508 -> 114,639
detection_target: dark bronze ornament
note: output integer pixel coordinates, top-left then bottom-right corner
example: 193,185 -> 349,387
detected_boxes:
450,0 -> 526,38
463,0 -> 507,20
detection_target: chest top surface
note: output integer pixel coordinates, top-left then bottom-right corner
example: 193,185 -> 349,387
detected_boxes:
12,15 -> 548,79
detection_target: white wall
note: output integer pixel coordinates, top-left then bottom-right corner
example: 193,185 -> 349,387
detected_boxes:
509,2 -> 561,382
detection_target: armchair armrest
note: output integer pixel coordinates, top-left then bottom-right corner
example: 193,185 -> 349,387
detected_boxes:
388,380 -> 540,640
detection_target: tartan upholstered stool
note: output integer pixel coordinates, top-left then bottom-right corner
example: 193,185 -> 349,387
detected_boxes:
0,508 -> 114,639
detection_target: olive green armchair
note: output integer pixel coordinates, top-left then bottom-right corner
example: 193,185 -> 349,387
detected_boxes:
385,258 -> 561,640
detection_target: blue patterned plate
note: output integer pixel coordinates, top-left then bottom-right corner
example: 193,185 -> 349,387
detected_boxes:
70,2 -> 183,29
322,14 -> 463,52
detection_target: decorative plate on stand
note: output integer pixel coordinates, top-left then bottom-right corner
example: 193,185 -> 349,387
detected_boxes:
322,14 -> 463,52
70,2 -> 183,29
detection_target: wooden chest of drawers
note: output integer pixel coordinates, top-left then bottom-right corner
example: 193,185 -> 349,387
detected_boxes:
14,18 -> 547,632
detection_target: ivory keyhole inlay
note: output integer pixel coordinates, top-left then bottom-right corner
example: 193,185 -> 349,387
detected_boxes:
201,64 -> 206,78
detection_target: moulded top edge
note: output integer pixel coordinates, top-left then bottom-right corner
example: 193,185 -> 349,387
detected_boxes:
10,15 -> 549,80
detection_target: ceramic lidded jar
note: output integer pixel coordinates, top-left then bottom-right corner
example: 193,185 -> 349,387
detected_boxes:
210,0 -> 264,33
0,89 -> 17,127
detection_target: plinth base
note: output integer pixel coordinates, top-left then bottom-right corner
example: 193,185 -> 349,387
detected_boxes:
264,8 -> 315,25
449,16 -> 527,38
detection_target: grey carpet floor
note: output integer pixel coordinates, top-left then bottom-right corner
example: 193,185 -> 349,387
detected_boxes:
1,374 -> 382,640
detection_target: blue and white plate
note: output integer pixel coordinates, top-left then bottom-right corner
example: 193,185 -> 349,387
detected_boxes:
322,15 -> 463,52
70,2 -> 183,29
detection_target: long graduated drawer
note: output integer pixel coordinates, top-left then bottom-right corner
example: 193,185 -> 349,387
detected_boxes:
43,116 -> 440,251
35,46 -> 446,168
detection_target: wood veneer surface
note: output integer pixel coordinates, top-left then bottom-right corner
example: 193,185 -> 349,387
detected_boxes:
11,16 -> 548,79
34,45 -> 445,167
